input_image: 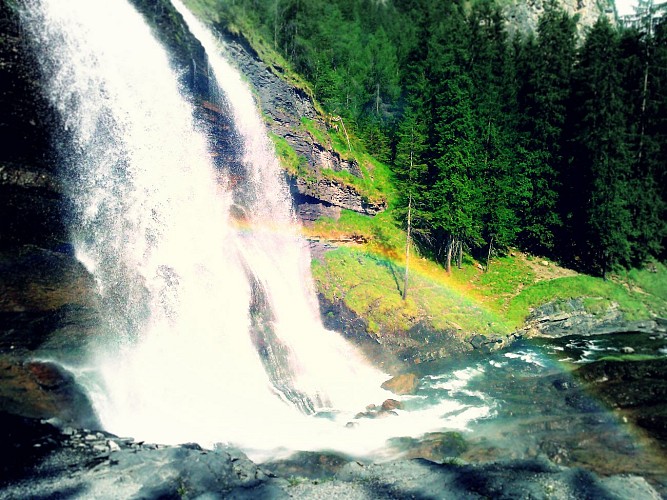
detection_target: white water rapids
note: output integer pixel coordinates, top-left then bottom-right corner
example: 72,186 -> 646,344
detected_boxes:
20,0 -> 491,460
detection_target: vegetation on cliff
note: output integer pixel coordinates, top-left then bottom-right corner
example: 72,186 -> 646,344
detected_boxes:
310,210 -> 667,338
187,0 -> 666,279
182,0 -> 667,338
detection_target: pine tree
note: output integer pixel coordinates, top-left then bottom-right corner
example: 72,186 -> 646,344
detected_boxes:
394,104 -> 429,298
570,18 -> 633,276
516,3 -> 577,253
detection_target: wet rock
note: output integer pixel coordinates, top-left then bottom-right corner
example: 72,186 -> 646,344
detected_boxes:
265,451 -> 350,480
540,440 -> 570,464
526,299 -> 662,338
381,373 -> 419,395
0,356 -> 99,429
564,391 -> 602,413
392,432 -> 469,463
0,414 -> 662,499
381,399 -> 402,411
574,358 -> 667,446
552,378 -> 573,391
469,334 -> 506,353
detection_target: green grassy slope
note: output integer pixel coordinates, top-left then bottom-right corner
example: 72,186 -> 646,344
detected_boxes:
310,210 -> 667,338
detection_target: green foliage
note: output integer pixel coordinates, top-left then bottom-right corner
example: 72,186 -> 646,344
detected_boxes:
269,133 -> 310,177
299,117 -> 394,205
313,209 -> 405,254
312,246 -> 509,335
567,18 -> 634,276
597,354 -> 661,362
189,0 -> 666,275
627,262 -> 667,300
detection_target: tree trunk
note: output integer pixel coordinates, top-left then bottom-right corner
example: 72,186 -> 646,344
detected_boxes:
457,239 -> 463,269
446,235 -> 453,274
638,0 -> 653,165
402,194 -> 412,301
485,236 -> 494,273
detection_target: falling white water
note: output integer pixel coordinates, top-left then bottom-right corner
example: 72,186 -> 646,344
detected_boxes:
20,0 -> 492,460
19,0 -> 299,447
169,0 -> 390,413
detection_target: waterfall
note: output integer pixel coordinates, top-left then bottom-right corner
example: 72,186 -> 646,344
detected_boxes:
169,0 -> 389,415
19,0 -> 393,456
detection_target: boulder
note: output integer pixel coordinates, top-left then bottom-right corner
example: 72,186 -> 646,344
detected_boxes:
381,398 -> 402,411
381,373 -> 419,395
0,356 -> 99,429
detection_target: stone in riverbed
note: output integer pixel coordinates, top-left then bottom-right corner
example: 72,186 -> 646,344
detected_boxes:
381,373 -> 419,395
381,398 -> 403,411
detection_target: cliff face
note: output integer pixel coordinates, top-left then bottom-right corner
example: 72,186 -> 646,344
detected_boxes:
215,31 -> 386,220
504,0 -> 616,37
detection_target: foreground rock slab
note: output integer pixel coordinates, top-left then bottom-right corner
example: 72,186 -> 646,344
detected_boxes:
0,414 -> 661,499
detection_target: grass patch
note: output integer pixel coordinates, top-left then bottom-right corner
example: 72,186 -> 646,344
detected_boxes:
449,256 -> 537,313
506,274 -> 656,327
312,246 -> 510,337
268,133 -> 312,178
597,354 -> 662,362
623,261 -> 667,317
310,208 -> 666,335
309,209 -> 405,258
581,297 -> 614,316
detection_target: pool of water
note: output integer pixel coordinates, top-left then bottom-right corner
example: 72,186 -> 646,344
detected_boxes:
397,332 -> 667,492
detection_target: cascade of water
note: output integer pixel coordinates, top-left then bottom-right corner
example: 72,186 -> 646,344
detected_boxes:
169,0 -> 389,414
18,0 -> 389,453
20,0 -> 491,461
19,0 -> 305,447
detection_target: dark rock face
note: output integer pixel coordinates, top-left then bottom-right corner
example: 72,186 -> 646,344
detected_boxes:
213,29 -> 386,216
0,3 -> 67,250
0,358 -> 99,428
523,299 -> 666,338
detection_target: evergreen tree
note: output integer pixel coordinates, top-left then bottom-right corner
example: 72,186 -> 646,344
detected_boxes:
393,104 -> 429,297
516,3 -> 577,253
618,27 -> 666,263
426,4 -> 485,269
569,18 -> 633,276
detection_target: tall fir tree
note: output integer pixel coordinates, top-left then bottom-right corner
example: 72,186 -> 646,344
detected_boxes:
516,2 -> 577,253
569,18 -> 633,276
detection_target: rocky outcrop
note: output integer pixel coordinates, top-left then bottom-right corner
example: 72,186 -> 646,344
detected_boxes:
212,30 -> 385,218
0,358 -> 99,429
0,3 -> 66,250
504,0 -> 616,39
318,291 -> 477,369
521,299 -> 666,338
1,414 -> 662,499
293,176 -> 385,215
380,373 -> 419,395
